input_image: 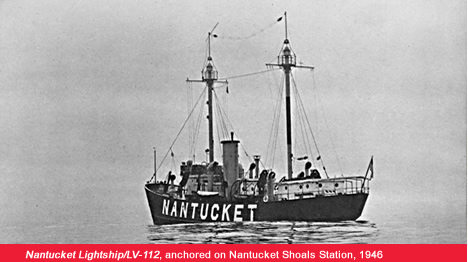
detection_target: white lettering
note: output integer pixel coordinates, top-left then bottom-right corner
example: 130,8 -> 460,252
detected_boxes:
222,204 -> 231,221
247,204 -> 257,221
170,201 -> 178,216
191,203 -> 199,219
180,202 -> 188,218
211,204 -> 220,221
233,204 -> 243,222
200,203 -> 209,220
162,199 -> 170,215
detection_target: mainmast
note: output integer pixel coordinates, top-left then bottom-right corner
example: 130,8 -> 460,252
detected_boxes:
205,34 -> 216,163
187,25 -> 227,163
267,12 -> 314,179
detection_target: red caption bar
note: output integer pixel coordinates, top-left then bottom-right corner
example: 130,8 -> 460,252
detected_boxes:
1,244 -> 466,262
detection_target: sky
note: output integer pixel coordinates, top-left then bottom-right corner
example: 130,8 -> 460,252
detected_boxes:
0,0 -> 466,232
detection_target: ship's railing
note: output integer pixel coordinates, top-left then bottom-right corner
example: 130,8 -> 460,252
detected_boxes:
146,182 -> 182,195
238,179 -> 259,196
273,176 -> 370,201
148,176 -> 370,201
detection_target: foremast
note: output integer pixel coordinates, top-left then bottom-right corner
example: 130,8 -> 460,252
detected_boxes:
187,25 -> 227,163
267,12 -> 314,179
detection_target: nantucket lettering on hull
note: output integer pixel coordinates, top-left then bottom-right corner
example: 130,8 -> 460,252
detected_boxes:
162,199 -> 257,222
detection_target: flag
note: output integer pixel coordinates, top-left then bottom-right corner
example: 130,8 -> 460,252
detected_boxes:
366,156 -> 374,180
277,17 -> 283,22
316,155 -> 321,161
226,85 -> 229,94
361,156 -> 374,190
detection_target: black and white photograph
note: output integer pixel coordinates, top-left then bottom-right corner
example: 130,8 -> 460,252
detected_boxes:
0,0 -> 466,244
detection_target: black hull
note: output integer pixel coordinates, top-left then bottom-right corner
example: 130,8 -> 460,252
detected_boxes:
145,184 -> 368,225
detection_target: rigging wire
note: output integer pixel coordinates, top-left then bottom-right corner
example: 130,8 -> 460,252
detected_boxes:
213,87 -> 233,161
214,109 -> 222,157
213,89 -> 253,163
187,81 -> 194,159
265,73 -> 285,169
214,92 -> 230,140
246,35 -> 279,98
292,74 -> 317,163
211,83 -> 230,143
153,85 -> 208,180
311,71 -> 343,174
216,16 -> 283,41
218,68 -> 279,81
292,73 -> 311,161
191,90 -> 206,161
291,75 -> 330,178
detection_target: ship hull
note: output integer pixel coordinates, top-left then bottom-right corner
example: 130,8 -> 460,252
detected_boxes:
145,184 -> 368,225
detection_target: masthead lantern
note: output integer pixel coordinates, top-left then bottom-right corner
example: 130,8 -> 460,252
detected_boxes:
203,57 -> 218,81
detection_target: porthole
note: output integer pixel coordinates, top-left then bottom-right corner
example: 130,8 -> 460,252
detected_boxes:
335,183 -> 339,187
306,184 -> 309,189
318,183 -> 322,188
285,186 -> 288,190
299,185 -> 303,189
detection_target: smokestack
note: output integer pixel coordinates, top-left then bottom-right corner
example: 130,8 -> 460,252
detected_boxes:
222,135 -> 239,199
